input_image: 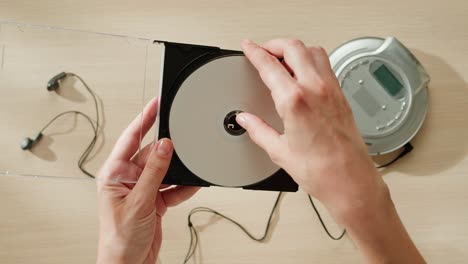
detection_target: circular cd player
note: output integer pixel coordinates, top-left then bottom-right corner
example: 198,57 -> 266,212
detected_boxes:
329,37 -> 430,155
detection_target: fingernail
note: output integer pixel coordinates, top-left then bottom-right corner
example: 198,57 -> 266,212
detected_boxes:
156,139 -> 172,157
236,113 -> 247,127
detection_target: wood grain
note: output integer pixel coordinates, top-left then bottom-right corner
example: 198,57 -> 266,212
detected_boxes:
0,1 -> 467,263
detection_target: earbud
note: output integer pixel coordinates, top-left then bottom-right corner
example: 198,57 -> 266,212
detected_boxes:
20,132 -> 43,150
21,72 -> 98,178
47,72 -> 68,91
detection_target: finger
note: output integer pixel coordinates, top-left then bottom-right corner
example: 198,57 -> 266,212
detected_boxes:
131,141 -> 156,169
263,40 -> 337,101
129,183 -> 169,191
281,59 -> 294,76
306,46 -> 346,102
262,39 -> 317,82
307,46 -> 335,78
307,46 -> 331,69
241,39 -> 297,101
132,138 -> 173,202
236,112 -> 282,159
110,97 -> 158,161
96,160 -> 142,187
264,40 -> 340,105
161,186 -> 200,207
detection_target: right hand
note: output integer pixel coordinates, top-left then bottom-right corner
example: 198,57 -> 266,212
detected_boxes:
237,39 -> 389,222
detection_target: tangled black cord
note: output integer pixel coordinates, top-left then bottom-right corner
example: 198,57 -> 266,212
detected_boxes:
37,110 -> 98,178
69,73 -> 100,178
184,192 -> 283,263
308,195 -> 346,240
183,143 -> 414,263
184,192 -> 344,264
37,73 -> 100,178
376,143 -> 413,169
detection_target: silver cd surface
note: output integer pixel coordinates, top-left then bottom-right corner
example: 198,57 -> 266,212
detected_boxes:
169,55 -> 283,187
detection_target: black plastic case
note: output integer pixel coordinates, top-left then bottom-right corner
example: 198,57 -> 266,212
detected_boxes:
158,41 -> 298,192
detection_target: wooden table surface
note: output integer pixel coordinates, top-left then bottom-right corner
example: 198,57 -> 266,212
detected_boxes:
0,1 -> 467,263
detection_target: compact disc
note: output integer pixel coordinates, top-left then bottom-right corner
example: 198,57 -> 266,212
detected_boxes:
169,55 -> 283,187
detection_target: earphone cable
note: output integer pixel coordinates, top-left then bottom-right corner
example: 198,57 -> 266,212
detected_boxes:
69,73 -> 100,178
37,110 -> 98,178
182,143 -> 415,263
68,73 -> 100,135
184,192 -> 283,263
376,143 -> 413,169
34,73 -> 100,179
37,110 -> 95,134
308,195 -> 346,240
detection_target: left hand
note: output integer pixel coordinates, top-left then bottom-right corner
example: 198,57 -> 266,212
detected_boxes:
96,98 -> 199,264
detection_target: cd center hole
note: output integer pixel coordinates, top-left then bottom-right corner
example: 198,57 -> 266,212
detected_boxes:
224,110 -> 246,136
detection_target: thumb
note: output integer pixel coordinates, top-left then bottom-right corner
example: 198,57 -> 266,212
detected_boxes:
133,138 -> 173,202
236,112 -> 282,158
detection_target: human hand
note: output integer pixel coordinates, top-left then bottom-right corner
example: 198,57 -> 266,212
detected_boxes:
96,98 -> 199,264
238,39 -> 426,264
237,39 -> 389,223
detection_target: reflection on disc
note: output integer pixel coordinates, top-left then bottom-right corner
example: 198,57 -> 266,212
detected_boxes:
169,55 -> 283,187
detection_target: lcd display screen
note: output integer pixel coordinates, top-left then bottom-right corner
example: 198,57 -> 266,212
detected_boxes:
373,64 -> 403,96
